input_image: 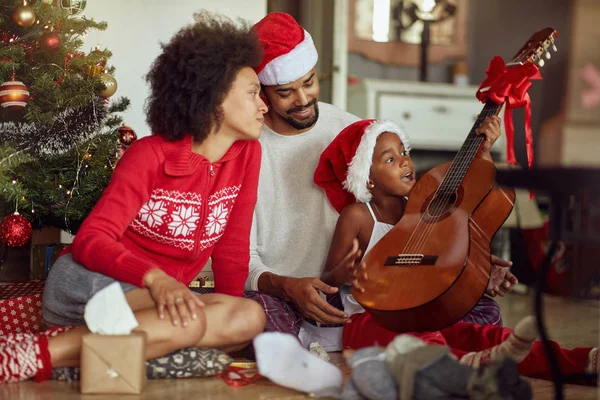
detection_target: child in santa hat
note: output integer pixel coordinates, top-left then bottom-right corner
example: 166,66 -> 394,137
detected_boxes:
313,118 -> 598,381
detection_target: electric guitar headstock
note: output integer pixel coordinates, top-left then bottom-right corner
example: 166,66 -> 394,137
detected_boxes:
506,27 -> 559,68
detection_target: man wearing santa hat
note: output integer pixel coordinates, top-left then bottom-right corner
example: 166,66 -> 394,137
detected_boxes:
244,12 -> 358,338
244,12 -> 505,343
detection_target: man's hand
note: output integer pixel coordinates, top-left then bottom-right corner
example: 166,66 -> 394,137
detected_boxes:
476,115 -> 502,160
282,277 -> 349,324
486,255 -> 518,297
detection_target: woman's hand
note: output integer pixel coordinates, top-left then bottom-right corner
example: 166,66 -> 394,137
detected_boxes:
143,269 -> 204,327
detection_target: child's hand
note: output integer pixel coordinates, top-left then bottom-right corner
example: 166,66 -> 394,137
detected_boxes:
476,115 -> 501,158
335,238 -> 368,293
486,255 -> 518,297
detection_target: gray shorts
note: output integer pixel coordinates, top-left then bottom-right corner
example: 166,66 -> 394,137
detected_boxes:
42,253 -> 139,327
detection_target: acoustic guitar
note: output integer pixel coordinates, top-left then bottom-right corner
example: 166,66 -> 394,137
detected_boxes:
352,28 -> 559,333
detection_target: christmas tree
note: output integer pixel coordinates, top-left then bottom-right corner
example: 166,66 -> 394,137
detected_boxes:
0,0 -> 131,247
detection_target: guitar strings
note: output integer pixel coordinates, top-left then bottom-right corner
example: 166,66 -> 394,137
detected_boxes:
403,103 -> 499,255
403,104 -> 496,255
400,102 -> 501,257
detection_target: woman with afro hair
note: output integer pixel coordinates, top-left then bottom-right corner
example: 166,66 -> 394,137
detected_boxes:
0,11 -> 268,384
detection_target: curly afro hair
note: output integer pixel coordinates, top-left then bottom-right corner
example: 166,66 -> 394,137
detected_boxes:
145,11 -> 262,142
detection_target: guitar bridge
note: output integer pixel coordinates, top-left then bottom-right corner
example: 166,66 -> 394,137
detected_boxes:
384,254 -> 438,266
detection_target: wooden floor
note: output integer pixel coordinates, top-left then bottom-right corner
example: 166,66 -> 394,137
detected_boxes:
2,291 -> 598,400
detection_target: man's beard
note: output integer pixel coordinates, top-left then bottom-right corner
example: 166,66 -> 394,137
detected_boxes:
281,100 -> 319,130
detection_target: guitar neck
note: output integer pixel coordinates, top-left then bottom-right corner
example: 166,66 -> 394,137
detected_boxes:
440,100 -> 503,194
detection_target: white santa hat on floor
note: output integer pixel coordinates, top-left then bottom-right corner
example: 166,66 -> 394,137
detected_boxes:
314,119 -> 411,213
253,12 -> 318,86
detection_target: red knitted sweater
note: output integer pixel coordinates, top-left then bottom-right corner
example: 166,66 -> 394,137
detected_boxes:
65,134 -> 260,297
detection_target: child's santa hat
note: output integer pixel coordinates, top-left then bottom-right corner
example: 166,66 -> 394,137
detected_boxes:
314,119 -> 411,213
253,12 -> 318,86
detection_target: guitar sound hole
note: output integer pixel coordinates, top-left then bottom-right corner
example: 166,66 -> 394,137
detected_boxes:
427,192 -> 457,218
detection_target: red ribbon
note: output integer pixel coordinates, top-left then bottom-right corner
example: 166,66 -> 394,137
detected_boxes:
476,56 -> 542,167
56,52 -> 86,87
218,365 -> 264,387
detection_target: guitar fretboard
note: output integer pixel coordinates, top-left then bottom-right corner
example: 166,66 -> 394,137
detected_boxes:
438,100 -> 503,195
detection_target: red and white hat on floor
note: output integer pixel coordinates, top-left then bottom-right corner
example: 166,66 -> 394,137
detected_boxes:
314,119 -> 411,213
253,12 -> 318,86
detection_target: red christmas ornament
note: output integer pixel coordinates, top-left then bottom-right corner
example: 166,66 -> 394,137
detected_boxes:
0,80 -> 30,110
40,32 -> 61,53
118,125 -> 137,146
1,213 -> 32,247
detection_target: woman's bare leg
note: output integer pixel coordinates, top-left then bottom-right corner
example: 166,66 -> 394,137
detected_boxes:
123,290 -> 265,352
48,289 -> 265,367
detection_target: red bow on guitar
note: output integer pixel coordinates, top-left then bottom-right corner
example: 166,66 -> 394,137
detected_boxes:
476,56 -> 542,167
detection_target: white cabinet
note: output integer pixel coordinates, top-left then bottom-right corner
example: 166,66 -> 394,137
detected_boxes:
347,79 -> 506,157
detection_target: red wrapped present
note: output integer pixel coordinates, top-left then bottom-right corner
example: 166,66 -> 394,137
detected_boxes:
0,280 -> 45,336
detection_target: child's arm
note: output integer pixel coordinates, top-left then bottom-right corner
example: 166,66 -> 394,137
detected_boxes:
321,205 -> 368,290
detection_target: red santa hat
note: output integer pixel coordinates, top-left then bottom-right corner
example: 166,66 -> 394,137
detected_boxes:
314,119 -> 411,213
253,12 -> 318,86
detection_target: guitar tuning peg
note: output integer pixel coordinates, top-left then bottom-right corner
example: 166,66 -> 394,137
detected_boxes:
545,51 -> 551,59
552,44 -> 558,52
538,59 -> 545,67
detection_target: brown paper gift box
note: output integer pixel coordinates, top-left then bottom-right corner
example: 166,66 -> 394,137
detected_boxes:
80,332 -> 147,394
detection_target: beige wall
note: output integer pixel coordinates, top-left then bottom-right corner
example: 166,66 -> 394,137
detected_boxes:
82,0 -> 267,138
538,0 -> 600,166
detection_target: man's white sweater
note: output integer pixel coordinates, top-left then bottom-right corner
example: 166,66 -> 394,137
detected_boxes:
245,102 -> 359,291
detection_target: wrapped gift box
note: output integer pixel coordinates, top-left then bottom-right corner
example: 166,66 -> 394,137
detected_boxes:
31,244 -> 68,279
189,276 -> 215,295
81,332 -> 147,394
0,279 -> 45,335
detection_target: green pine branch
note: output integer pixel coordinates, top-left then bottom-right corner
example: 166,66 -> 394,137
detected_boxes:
0,0 -> 131,234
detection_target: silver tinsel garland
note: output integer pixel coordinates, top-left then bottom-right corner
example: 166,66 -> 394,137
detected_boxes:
0,97 -> 107,156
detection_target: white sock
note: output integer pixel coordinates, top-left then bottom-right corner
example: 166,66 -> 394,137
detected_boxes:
460,316 -> 538,368
585,348 -> 598,374
253,332 -> 343,397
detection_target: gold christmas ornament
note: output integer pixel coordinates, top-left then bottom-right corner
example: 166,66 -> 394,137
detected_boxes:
12,5 -> 36,28
98,73 -> 117,97
0,80 -> 30,109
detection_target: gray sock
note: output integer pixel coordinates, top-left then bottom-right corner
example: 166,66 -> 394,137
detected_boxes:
342,378 -> 368,400
386,344 -> 456,400
411,353 -> 472,400
347,347 -> 398,400
467,358 -> 532,400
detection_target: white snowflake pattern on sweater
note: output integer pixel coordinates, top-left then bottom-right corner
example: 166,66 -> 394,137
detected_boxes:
206,203 -> 229,236
130,186 -> 240,251
168,205 -> 200,237
199,185 -> 240,250
131,189 -> 202,250
139,199 -> 167,228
